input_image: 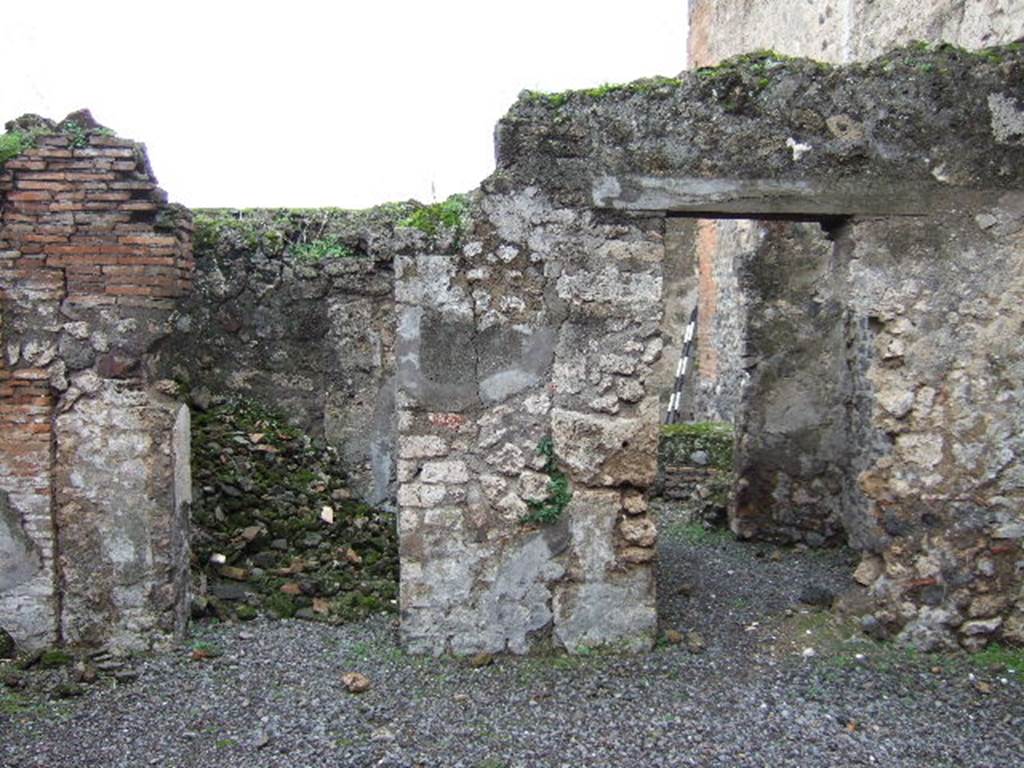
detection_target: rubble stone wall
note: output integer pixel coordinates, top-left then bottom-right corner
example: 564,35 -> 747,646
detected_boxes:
395,44 -> 1024,653
656,422 -> 734,527
688,0 -> 1024,67
684,0 -> 1024,546
396,192 -> 662,655
731,221 -> 854,546
0,112 -> 193,650
157,208 -> 407,505
3,38 -> 1021,659
845,210 -> 1024,649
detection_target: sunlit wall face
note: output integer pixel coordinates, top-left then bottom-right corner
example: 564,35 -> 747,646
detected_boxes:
3,1 -> 687,208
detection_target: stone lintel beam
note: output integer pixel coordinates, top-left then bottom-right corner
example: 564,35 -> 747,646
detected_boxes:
592,175 -> 999,218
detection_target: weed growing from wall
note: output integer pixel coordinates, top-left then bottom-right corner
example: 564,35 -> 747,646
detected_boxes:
0,132 -> 28,167
191,205 -> 413,260
60,120 -> 88,149
290,238 -> 361,262
521,437 -> 572,526
0,121 -> 117,169
0,128 -> 43,169
401,194 -> 467,238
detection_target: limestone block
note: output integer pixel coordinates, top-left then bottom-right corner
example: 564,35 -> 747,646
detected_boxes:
477,407 -> 511,449
486,442 -> 526,476
496,492 -> 529,522
478,474 -> 508,504
876,385 -> 915,419
619,516 -> 657,548
423,507 -> 462,527
556,266 -> 661,315
552,359 -> 586,395
553,570 -> 656,653
551,400 -> 659,487
960,617 -> 1003,636
895,433 -> 944,468
616,378 -> 645,403
897,607 -> 961,651
518,471 -> 551,503
588,394 -> 620,414
993,522 -> 1024,539
523,393 -> 551,415
397,460 -> 419,483
399,435 -> 448,459
969,594 -> 1011,619
397,482 -> 448,509
566,489 -> 620,579
54,382 -> 190,649
620,546 -> 657,565
420,460 -> 470,485
394,254 -> 472,318
598,354 -> 637,375
398,508 -> 421,537
854,554 -> 884,586
621,490 -> 648,516
1002,611 -> 1024,645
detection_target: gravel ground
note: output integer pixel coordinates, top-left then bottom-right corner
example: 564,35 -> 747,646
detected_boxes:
3,504 -> 1022,768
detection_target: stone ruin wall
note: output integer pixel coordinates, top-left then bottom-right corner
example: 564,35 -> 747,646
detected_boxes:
0,113 -> 193,651
1,33 -> 1022,659
689,0 -> 1024,67
730,221 -> 852,546
461,43 -> 1024,652
395,192 -> 663,654
844,211 -> 1024,648
680,0 -> 1024,547
157,209 -> 403,506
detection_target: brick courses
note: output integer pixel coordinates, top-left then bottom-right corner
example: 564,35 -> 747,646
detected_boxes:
0,112 -> 193,649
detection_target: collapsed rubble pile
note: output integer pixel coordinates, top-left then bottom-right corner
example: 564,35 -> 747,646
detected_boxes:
189,398 -> 399,623
1,645 -> 141,702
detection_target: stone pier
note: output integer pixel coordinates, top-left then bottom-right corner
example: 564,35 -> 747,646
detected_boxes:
0,112 -> 193,650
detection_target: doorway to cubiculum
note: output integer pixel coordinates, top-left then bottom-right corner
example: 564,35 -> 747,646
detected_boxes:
651,215 -> 865,647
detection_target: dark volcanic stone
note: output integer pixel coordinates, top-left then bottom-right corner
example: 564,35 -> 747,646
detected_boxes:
0,627 -> 15,659
211,582 -> 251,601
799,585 -> 835,607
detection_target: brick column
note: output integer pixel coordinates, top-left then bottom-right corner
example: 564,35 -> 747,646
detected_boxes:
0,111 -> 193,650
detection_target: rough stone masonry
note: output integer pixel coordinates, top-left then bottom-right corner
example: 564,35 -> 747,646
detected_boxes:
398,42 -> 1024,654
2,41 -> 1023,657
681,0 -> 1024,548
159,207 -> 405,506
395,190 -> 663,654
0,112 -> 193,650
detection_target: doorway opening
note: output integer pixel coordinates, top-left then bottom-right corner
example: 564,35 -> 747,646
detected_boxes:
651,215 -> 864,655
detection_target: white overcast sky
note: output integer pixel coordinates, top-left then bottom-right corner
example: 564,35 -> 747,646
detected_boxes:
5,1 -> 687,209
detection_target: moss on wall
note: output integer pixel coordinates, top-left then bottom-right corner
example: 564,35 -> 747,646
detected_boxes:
523,75 -> 685,108
400,194 -> 467,237
192,204 -> 415,261
659,421 -> 734,471
192,197 -> 475,263
0,113 -> 118,171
